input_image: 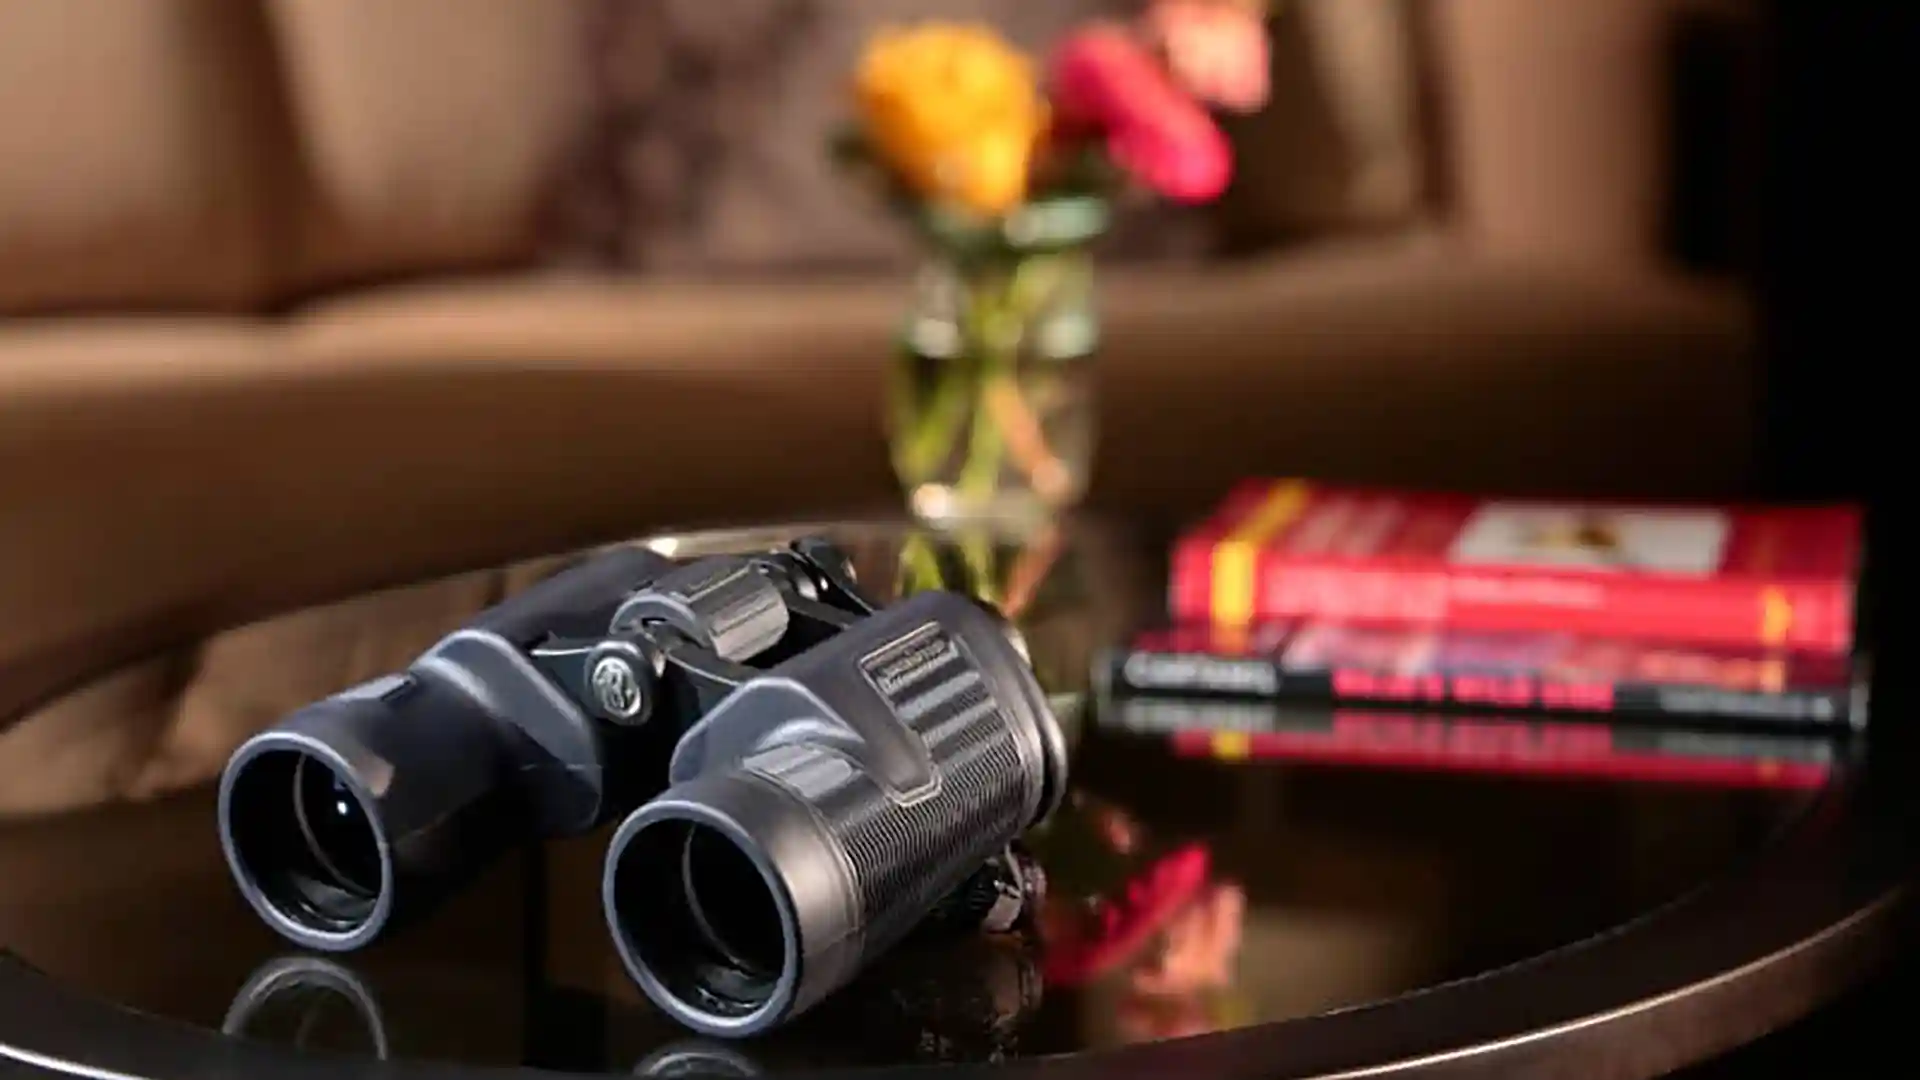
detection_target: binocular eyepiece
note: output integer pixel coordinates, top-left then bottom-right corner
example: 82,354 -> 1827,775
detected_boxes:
216,537 -> 1066,1037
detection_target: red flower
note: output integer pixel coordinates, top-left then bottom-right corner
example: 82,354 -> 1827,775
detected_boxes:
1047,24 -> 1233,204
1143,0 -> 1271,114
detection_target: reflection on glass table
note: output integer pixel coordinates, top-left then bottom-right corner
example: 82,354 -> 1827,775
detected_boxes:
1103,697 -> 1840,791
0,518 -> 1842,1073
223,955 -> 391,1062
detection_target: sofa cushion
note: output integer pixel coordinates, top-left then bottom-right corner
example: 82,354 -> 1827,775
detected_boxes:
1216,0 -> 1430,247
265,0 -> 598,290
1430,0 -> 1675,265
0,655 -> 190,818
0,0 -> 292,314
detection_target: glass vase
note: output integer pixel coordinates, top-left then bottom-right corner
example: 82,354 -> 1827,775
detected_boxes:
887,197 -> 1106,527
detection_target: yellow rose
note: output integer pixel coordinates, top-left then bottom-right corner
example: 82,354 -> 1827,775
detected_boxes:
853,23 -> 1046,216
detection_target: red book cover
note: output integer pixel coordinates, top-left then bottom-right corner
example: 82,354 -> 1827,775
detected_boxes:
1170,480 -> 1863,654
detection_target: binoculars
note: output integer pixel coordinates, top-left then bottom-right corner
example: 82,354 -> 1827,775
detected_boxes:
217,538 -> 1066,1038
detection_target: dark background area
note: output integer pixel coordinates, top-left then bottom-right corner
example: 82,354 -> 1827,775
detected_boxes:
1722,3 -> 1916,1071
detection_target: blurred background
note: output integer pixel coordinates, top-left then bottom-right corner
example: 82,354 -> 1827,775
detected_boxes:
0,0 -> 1817,820
0,0 -> 1801,742
0,0 -> 1905,1073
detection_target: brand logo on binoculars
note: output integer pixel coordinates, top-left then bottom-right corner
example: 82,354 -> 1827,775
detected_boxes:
591,657 -> 645,719
863,623 -> 962,697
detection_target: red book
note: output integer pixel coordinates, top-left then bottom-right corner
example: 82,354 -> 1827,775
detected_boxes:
1170,480 -> 1863,654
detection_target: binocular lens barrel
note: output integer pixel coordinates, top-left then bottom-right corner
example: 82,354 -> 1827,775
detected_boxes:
218,676 -> 513,951
604,592 -> 1064,1038
217,545 -> 679,953
228,748 -> 382,924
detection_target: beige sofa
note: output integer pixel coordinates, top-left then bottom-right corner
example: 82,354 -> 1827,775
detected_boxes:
0,0 -> 1759,815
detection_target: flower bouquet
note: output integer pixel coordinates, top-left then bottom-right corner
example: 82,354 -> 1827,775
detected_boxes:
835,2 -> 1273,525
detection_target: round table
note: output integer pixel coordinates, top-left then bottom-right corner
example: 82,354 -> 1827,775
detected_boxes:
0,517 -> 1907,1079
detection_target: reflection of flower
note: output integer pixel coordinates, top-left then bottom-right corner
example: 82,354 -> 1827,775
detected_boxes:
854,23 -> 1049,215
1115,993 -> 1215,1041
1087,801 -> 1141,855
1114,984 -> 1253,1042
1129,880 -> 1245,996
1143,0 -> 1272,114
1029,794 -> 1254,1039
1046,24 -> 1233,204
1041,841 -> 1221,985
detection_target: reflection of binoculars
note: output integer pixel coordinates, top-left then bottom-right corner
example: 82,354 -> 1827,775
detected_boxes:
223,955 -> 389,1060
633,1041 -> 765,1077
630,933 -> 1043,1072
217,537 -> 1066,1036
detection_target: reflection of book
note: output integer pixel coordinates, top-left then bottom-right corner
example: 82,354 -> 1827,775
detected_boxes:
1102,622 -> 1866,727
1103,697 -> 1838,790
1172,480 -> 1862,652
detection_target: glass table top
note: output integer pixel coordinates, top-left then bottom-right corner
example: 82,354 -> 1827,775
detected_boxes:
0,518 -> 1843,1075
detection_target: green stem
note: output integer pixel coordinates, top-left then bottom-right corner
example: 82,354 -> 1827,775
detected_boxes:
958,530 -> 999,606
955,254 -> 1076,504
896,247 -> 1086,512
895,365 -> 971,483
895,533 -> 946,595
955,270 -> 1015,501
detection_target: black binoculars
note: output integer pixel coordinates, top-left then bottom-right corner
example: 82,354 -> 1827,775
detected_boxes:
217,537 -> 1066,1037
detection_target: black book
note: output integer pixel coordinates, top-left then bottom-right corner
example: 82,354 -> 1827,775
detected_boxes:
1098,621 -> 1867,728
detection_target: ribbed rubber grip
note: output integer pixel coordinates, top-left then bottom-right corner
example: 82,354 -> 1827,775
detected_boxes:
742,630 -> 1035,963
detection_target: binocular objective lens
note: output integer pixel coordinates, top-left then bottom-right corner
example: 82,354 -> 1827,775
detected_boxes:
609,820 -> 793,1022
682,827 -> 784,979
293,756 -> 382,898
224,748 -> 387,937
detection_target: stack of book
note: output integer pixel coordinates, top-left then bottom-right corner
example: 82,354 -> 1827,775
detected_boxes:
1097,480 -> 1868,787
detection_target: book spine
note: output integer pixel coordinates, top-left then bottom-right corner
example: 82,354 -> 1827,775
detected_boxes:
1104,646 -> 1859,726
1169,540 -> 1855,653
